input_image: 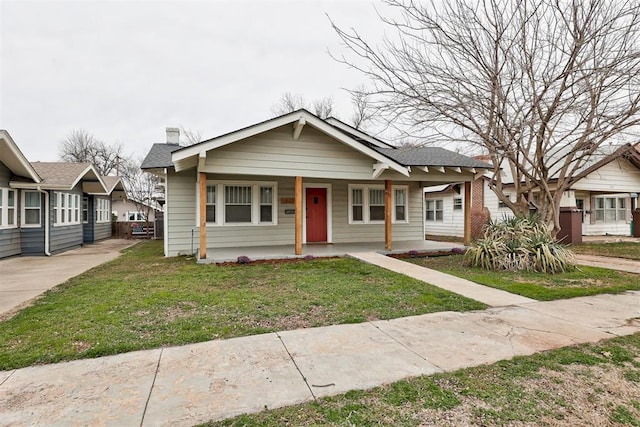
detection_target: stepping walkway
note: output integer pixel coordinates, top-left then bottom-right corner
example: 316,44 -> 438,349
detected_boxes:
575,254 -> 640,274
349,251 -> 536,306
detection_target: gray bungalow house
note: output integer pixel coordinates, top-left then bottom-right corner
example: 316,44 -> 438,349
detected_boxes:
142,110 -> 490,259
0,129 -> 123,258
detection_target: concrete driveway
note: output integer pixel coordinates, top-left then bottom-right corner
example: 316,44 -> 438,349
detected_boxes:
0,239 -> 136,318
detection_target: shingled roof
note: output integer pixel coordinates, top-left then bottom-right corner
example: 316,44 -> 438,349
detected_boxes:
374,147 -> 492,168
140,143 -> 182,169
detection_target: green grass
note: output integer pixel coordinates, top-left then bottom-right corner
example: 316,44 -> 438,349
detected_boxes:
403,254 -> 640,301
572,242 -> 640,261
204,333 -> 640,426
0,241 -> 485,371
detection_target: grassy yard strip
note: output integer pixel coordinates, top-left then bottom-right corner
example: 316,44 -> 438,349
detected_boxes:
0,241 -> 485,371
205,333 -> 640,426
403,255 -> 640,301
572,242 -> 640,261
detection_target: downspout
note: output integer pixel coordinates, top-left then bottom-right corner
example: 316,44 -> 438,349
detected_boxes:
36,187 -> 51,256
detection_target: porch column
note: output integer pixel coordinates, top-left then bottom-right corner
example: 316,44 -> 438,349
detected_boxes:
464,181 -> 471,245
385,179 -> 392,250
199,172 -> 207,259
295,176 -> 303,255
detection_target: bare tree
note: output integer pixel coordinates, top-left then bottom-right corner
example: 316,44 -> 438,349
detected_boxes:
179,126 -> 202,146
332,0 -> 640,232
120,158 -> 161,237
59,129 -> 128,176
271,92 -> 307,116
349,85 -> 374,130
312,96 -> 334,119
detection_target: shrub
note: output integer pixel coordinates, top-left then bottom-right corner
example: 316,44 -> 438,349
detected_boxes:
464,215 -> 574,273
236,255 -> 252,264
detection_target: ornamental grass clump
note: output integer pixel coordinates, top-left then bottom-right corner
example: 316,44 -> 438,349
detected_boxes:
465,215 -> 574,273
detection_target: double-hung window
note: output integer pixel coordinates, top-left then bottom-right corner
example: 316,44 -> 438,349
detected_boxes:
425,199 -> 443,221
53,192 -> 81,225
0,188 -> 17,228
96,198 -> 110,223
204,181 -> 277,225
349,184 -> 409,224
22,191 -> 41,226
453,198 -> 463,211
594,197 -> 627,222
82,197 -> 89,223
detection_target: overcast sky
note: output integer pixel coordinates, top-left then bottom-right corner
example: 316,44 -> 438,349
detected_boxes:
1,0 -> 388,163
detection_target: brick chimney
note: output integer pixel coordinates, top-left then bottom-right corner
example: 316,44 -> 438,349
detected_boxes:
166,127 -> 180,144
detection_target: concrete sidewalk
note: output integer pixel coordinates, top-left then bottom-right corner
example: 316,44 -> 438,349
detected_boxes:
0,239 -> 136,318
574,254 -> 640,274
1,291 -> 638,426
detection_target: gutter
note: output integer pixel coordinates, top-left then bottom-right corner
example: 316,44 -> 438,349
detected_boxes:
36,186 -> 51,256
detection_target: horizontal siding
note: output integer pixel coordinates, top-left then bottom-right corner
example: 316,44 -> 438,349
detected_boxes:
50,224 -> 83,254
424,190 -> 466,238
20,226 -> 45,254
166,169 -> 198,256
573,159 -> 640,192
0,161 -> 11,185
202,126 -> 376,180
0,228 -> 21,258
94,222 -> 111,241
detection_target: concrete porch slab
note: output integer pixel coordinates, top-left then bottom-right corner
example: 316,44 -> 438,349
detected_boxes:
201,240 -> 465,263
143,333 -> 313,426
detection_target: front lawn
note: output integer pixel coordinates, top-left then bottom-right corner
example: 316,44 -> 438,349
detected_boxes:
0,240 -> 484,371
207,332 -> 640,426
572,241 -> 640,261
404,254 -> 640,301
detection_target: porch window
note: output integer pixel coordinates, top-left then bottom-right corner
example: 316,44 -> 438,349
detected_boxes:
351,189 -> 363,222
0,188 -> 17,228
595,197 -> 627,222
259,186 -> 273,223
394,188 -> 407,222
369,189 -> 385,221
225,185 -> 252,223
206,185 -> 216,223
204,181 -> 277,226
349,184 -> 409,224
425,199 -> 443,221
22,191 -> 41,226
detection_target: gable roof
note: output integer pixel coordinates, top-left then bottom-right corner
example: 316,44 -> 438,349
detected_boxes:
570,143 -> 640,184
324,117 -> 394,149
171,109 -> 411,175
375,147 -> 491,169
140,143 -> 183,170
12,162 -> 108,192
0,130 -> 41,183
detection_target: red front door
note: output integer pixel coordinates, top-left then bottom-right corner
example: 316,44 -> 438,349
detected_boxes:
306,188 -> 327,243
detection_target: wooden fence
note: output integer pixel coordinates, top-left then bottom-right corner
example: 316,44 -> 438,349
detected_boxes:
112,222 -> 156,239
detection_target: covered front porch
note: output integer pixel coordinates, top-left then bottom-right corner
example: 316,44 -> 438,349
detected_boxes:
199,239 -> 466,263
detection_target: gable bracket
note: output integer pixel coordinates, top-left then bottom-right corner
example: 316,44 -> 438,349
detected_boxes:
293,117 -> 306,140
373,162 -> 390,179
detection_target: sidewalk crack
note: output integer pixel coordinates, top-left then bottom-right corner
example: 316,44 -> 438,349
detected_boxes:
140,348 -> 163,427
276,332 -> 316,400
0,370 -> 16,387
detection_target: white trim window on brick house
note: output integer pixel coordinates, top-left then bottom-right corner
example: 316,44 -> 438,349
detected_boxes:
0,188 -> 17,229
594,196 -> 627,222
202,181 -> 278,226
53,192 -> 81,226
21,191 -> 41,227
425,198 -> 443,221
96,198 -> 111,223
348,184 -> 409,224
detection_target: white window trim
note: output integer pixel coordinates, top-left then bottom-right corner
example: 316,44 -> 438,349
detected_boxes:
21,190 -> 41,228
82,197 -> 89,224
53,192 -> 81,226
348,184 -> 409,225
425,198 -> 444,222
0,187 -> 18,229
197,180 -> 278,227
453,198 -> 463,211
96,198 -> 111,223
126,211 -> 147,222
594,196 -> 627,223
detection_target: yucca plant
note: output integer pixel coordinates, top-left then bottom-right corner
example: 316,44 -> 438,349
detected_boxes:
464,215 -> 574,273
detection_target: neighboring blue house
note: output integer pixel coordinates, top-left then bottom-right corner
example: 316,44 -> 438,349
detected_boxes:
0,130 -> 123,258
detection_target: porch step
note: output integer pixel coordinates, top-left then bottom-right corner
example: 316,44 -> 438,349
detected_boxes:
348,252 -> 537,307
